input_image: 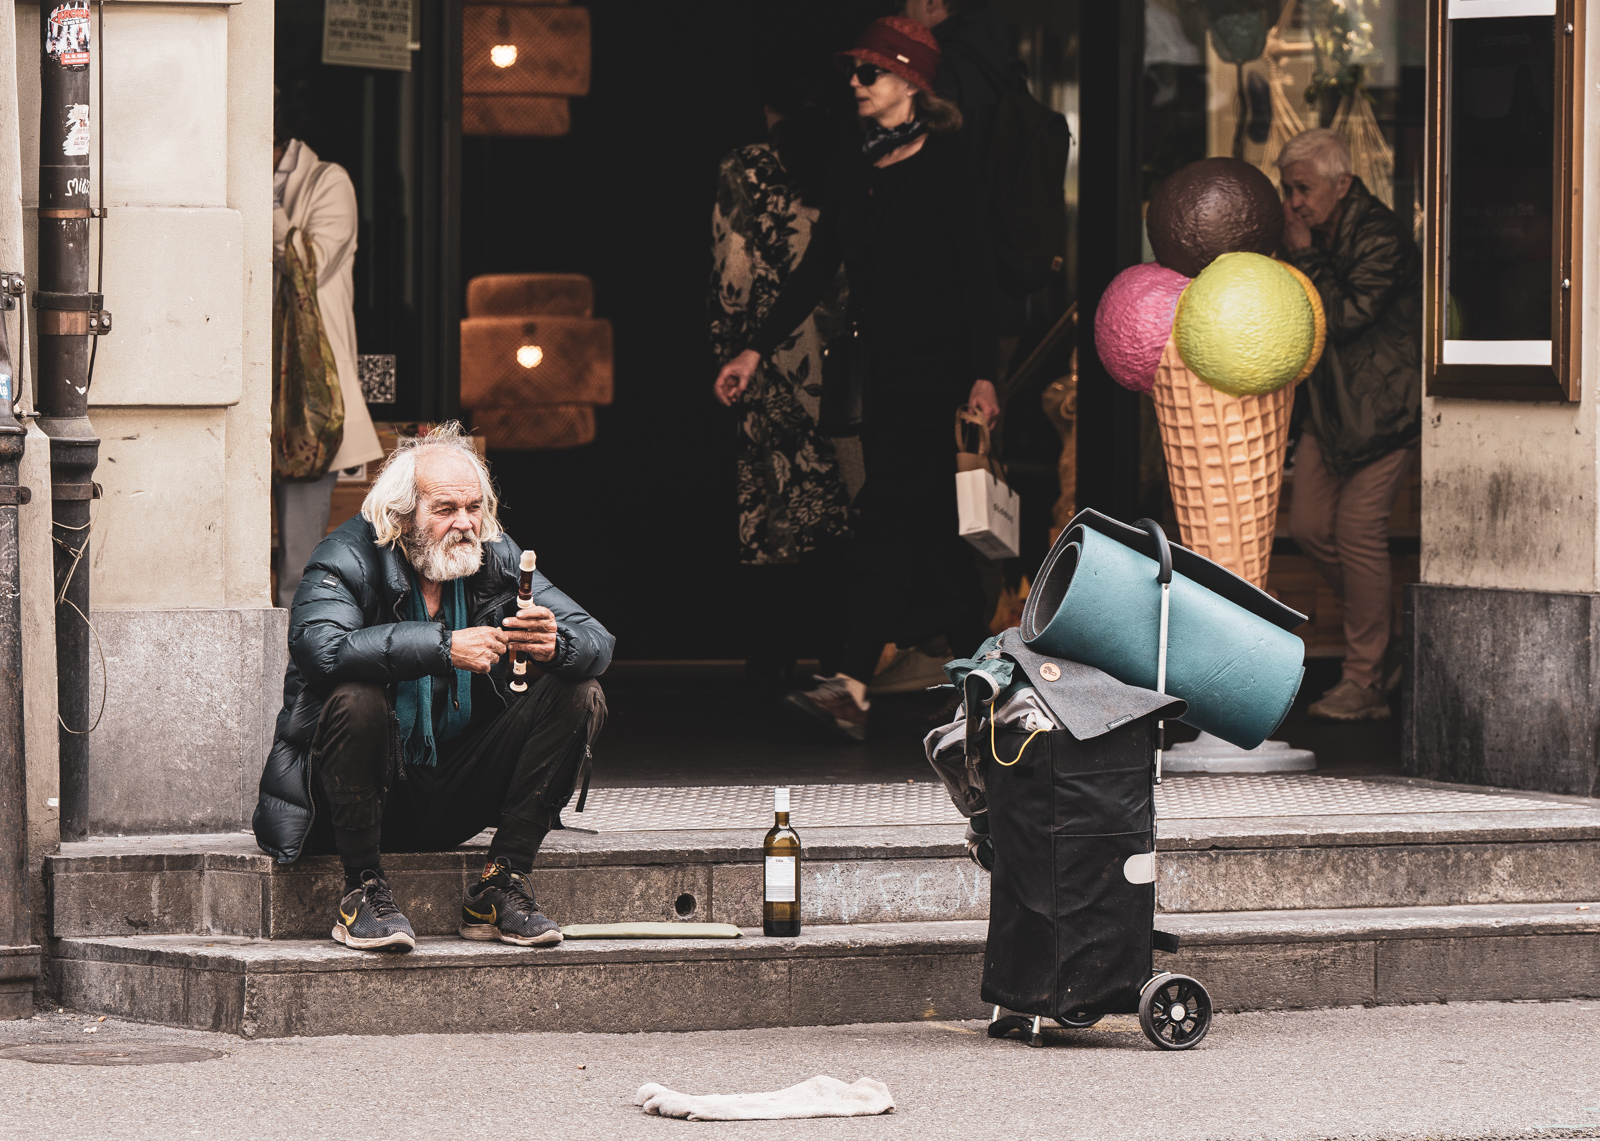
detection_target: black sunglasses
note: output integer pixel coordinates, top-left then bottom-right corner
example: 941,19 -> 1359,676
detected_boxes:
842,62 -> 887,86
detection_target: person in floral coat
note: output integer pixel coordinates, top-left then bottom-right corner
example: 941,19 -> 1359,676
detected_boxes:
709,86 -> 853,689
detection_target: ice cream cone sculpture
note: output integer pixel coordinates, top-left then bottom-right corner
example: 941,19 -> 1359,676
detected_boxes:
1097,252 -> 1323,588
1150,336 -> 1293,587
1093,159 -> 1326,589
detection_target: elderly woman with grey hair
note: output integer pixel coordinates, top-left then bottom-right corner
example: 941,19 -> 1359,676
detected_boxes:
253,423 -> 614,960
1277,128 -> 1421,722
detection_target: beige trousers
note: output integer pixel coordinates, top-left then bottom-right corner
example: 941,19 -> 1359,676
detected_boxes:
1288,436 -> 1415,688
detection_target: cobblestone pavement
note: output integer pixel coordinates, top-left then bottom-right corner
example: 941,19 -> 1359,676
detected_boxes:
1,1000 -> 1596,1140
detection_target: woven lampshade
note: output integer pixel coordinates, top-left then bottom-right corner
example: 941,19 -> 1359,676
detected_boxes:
459,316 -> 613,409
463,2 -> 588,137
459,272 -> 613,451
467,273 -> 593,318
463,95 -> 569,138
462,3 -> 589,96
471,404 -> 596,450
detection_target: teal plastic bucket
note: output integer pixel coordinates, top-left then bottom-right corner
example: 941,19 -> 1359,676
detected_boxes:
1021,519 -> 1305,749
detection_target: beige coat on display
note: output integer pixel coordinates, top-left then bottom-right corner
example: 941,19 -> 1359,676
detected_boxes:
272,141 -> 383,473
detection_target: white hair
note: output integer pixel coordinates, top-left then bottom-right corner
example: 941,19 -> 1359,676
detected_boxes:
1276,128 -> 1353,184
361,422 -> 502,549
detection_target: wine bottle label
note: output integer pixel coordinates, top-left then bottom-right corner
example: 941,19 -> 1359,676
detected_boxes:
764,855 -> 797,903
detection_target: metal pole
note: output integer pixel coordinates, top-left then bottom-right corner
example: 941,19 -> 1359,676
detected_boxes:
35,2 -> 106,841
0,277 -> 40,1020
1138,519 -> 1173,786
1155,580 -> 1169,785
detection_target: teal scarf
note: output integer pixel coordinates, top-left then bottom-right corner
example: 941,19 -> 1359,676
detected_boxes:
395,568 -> 473,768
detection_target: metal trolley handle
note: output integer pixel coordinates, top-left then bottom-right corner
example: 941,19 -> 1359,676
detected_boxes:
1136,518 -> 1172,785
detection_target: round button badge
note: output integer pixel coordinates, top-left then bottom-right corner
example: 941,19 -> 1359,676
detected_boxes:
1039,662 -> 1061,682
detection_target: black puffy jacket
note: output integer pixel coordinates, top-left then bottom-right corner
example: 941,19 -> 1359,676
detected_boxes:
252,516 -> 615,863
1286,177 -> 1422,477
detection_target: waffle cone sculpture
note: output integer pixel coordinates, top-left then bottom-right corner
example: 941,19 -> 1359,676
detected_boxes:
1095,160 -> 1326,590
1151,335 -> 1294,588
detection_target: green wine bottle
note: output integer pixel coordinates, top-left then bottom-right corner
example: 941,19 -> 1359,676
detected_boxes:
763,788 -> 801,937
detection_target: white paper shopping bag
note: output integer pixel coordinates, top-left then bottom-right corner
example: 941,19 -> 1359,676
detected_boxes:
956,467 -> 1021,560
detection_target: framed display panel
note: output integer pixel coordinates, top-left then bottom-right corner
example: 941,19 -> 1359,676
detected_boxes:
1425,0 -> 1583,401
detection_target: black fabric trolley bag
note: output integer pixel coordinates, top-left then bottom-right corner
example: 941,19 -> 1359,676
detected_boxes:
979,522 -> 1217,1051
982,695 -> 1213,1050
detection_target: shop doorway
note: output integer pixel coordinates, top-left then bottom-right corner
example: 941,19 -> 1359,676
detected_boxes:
271,0 -> 1423,782
459,0 -> 897,662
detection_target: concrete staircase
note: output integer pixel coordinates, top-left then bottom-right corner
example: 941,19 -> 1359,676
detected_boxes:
40,776 -> 1600,1038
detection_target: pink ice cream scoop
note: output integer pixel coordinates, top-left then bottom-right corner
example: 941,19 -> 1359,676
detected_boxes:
1093,262 -> 1191,394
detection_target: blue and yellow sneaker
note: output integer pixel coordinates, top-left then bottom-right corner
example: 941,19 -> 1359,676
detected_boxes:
459,858 -> 563,946
332,871 -> 416,952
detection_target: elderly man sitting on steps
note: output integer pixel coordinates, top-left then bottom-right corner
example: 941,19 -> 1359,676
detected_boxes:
254,424 -> 613,952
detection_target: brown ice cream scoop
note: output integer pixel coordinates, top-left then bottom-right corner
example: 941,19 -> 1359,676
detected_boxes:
1146,157 -> 1284,279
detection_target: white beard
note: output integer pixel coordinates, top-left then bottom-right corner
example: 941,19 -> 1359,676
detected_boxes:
405,525 -> 484,582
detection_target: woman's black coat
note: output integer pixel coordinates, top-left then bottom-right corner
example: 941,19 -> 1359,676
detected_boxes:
750,130 -> 999,398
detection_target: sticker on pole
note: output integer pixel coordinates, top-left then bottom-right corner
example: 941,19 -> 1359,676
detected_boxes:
63,105 -> 90,157
0,370 -> 10,404
45,5 -> 91,70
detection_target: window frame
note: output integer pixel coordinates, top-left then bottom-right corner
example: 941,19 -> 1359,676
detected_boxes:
1425,0 -> 1584,401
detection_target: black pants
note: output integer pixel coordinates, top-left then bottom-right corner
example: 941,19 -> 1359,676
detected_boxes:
738,538 -> 849,684
839,355 -> 989,682
309,673 -> 606,872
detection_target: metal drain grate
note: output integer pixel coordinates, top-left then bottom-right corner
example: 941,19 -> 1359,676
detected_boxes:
575,783 -> 961,831
1155,774 -> 1572,819
567,775 -> 1573,832
0,1043 -> 222,1066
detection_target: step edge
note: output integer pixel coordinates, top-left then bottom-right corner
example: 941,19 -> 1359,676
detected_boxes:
1163,902 -> 1600,945
49,922 -> 994,973
47,814 -> 1600,871
51,902 -> 1600,967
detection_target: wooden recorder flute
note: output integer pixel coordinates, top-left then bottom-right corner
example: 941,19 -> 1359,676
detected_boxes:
507,549 -> 537,693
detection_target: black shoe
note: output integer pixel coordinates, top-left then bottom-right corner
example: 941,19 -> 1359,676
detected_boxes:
781,674 -> 869,741
332,871 -> 416,953
460,858 -> 563,947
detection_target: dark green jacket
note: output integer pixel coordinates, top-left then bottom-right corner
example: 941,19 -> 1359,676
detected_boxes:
252,515 -> 614,863
1287,177 -> 1422,476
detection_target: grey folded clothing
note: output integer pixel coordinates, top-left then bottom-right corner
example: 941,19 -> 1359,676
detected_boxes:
635,1075 -> 895,1120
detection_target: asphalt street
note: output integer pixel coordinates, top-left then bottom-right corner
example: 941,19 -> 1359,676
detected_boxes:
1,1001 -> 1596,1140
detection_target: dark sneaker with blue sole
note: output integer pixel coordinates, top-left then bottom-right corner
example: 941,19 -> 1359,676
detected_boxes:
332,871 -> 416,952
459,858 -> 563,946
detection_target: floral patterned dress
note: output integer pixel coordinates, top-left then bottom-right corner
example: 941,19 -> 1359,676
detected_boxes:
710,143 -> 851,566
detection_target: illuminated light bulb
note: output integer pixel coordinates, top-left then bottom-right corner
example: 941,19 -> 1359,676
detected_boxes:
490,43 -> 517,68
517,344 -> 544,369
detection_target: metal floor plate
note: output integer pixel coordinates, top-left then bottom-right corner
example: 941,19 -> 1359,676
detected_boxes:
569,775 -> 1576,833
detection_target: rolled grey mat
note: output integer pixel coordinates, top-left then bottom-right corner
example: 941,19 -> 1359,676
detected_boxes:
1022,511 -> 1305,749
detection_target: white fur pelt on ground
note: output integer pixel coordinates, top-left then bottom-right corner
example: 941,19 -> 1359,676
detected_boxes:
634,1075 -> 895,1120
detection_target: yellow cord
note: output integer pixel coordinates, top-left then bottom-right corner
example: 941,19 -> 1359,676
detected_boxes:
990,699 -> 1047,767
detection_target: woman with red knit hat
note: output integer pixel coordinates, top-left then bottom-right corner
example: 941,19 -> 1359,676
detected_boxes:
713,15 -> 1000,741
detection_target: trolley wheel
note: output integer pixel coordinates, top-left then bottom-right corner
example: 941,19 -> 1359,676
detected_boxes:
1138,972 -> 1212,1051
987,1012 -> 1046,1047
1054,1010 -> 1102,1029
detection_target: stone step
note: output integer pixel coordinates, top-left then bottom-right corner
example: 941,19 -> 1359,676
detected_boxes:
49,902 -> 1600,1038
45,804 -> 1600,938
